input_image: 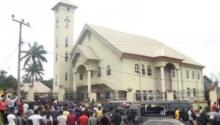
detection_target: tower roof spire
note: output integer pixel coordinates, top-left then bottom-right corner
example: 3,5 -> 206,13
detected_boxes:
52,0 -> 78,11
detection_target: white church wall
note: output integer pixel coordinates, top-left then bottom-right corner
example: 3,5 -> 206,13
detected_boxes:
75,33 -> 123,90
121,58 -> 156,91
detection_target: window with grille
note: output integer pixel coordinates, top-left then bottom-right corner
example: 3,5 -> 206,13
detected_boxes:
97,67 -> 101,77
65,52 -> 68,62
136,90 -> 141,101
91,71 -> 93,78
148,90 -> 153,100
134,64 -> 139,73
172,70 -> 175,77
107,65 -> 111,75
193,88 -> 196,97
186,70 -> 189,79
187,88 -> 190,97
198,71 -> 200,80
142,64 -> 145,75
65,72 -> 68,81
65,37 -> 68,47
147,65 -> 152,76
79,74 -> 83,80
192,71 -> 195,79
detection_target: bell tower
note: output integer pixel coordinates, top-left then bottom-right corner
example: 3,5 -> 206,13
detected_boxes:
52,0 -> 77,100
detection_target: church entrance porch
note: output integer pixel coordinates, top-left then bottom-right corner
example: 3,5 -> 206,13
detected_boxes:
76,84 -> 127,102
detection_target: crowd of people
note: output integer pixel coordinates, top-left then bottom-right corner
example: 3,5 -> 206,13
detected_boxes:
0,95 -> 135,125
1,94 -> 220,125
173,101 -> 220,125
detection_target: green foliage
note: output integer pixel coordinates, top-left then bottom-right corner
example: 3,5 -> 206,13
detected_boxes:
0,114 -> 3,125
0,70 -> 17,91
21,41 -> 47,84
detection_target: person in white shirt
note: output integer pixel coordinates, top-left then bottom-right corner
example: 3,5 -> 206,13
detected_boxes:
28,109 -> 43,125
57,111 -> 67,125
7,109 -> 16,125
23,103 -> 29,114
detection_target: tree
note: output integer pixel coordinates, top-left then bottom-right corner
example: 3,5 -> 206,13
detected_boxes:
0,70 -> 7,79
21,41 -> 47,85
0,70 -> 17,91
21,41 -> 47,69
23,62 -> 44,85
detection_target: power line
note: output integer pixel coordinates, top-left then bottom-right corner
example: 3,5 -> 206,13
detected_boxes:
0,47 -> 18,68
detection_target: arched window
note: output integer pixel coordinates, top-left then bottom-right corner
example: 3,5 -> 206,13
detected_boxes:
79,74 -> 83,80
107,65 -> 111,75
186,70 -> 189,79
65,52 -> 68,62
172,70 -> 175,77
142,64 -> 145,75
192,71 -> 195,79
65,72 -> 68,81
134,64 -> 139,73
65,37 -> 68,47
147,65 -> 152,76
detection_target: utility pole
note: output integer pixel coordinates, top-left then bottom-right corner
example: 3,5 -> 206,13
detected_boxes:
12,14 -> 30,103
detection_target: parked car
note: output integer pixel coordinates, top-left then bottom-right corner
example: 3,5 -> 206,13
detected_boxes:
141,100 -> 192,116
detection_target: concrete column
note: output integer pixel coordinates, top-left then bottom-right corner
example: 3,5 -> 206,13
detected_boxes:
73,73 -> 77,92
139,59 -> 143,101
87,70 -> 91,101
160,67 -> 165,92
177,69 -> 182,99
58,86 -> 65,101
160,67 -> 165,100
115,90 -> 119,100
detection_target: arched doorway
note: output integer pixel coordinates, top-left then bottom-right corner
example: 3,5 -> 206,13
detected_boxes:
164,63 -> 175,91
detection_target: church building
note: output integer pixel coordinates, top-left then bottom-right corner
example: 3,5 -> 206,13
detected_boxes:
52,0 -> 205,102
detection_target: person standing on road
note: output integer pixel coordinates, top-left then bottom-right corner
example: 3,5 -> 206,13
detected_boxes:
88,113 -> 97,125
57,111 -> 67,125
198,110 -> 208,125
28,109 -> 43,125
79,111 -> 89,125
175,108 -> 180,120
7,109 -> 16,125
212,102 -> 218,112
67,110 -> 77,125
188,109 -> 194,125
112,109 -> 122,125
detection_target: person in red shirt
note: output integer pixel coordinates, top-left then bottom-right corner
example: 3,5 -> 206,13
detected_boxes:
79,111 -> 89,125
0,99 -> 7,116
211,102 -> 218,112
18,100 -> 24,114
67,110 -> 77,125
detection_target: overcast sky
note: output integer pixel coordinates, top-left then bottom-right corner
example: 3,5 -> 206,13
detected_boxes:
0,0 -> 220,81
